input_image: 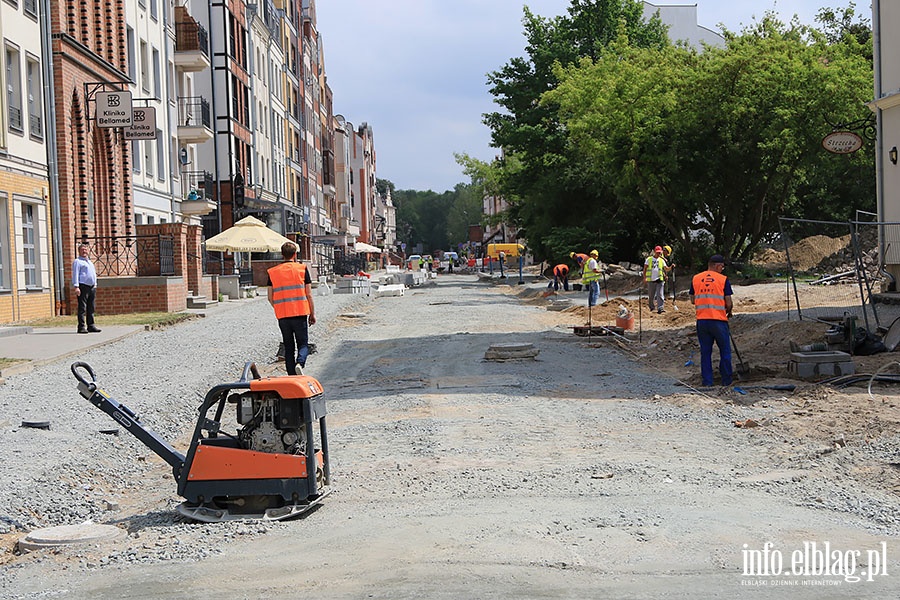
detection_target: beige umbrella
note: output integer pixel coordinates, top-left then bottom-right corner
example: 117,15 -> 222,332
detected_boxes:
204,215 -> 293,253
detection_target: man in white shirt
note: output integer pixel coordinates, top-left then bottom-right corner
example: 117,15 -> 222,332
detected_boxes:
72,243 -> 101,334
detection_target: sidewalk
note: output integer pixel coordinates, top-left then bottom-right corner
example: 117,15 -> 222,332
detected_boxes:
0,325 -> 145,379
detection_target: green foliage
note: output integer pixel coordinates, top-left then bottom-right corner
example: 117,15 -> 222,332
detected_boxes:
545,12 -> 874,265
483,0 -> 670,263
392,179 -> 483,255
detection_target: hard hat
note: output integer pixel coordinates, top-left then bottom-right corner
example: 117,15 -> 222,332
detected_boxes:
654,245 -> 663,253
569,252 -> 575,258
663,245 -> 672,254
590,249 -> 599,257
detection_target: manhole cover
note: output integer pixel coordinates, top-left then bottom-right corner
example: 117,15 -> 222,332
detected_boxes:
18,523 -> 125,552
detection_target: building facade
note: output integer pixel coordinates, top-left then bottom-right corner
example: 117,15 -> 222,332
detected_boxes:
0,0 -> 54,321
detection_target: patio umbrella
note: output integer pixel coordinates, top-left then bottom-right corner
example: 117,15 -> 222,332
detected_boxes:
354,242 -> 382,254
204,216 -> 293,253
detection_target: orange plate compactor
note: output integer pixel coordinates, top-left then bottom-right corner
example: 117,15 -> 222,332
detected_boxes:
72,361 -> 331,522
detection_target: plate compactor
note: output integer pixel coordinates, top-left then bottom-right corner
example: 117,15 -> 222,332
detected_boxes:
72,361 -> 331,522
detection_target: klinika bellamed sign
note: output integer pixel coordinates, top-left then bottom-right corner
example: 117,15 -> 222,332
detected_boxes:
821,131 -> 863,154
95,91 -> 133,128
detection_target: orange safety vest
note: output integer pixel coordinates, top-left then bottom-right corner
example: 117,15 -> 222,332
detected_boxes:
268,262 -> 311,320
692,270 -> 728,321
553,264 -> 569,277
573,253 -> 589,265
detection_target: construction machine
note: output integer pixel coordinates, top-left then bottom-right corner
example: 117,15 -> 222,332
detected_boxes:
72,361 -> 331,522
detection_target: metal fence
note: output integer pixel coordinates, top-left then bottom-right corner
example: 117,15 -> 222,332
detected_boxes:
779,217 -> 880,329
83,235 -> 175,277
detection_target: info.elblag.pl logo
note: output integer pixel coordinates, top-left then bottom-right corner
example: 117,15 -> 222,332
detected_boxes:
741,541 -> 889,586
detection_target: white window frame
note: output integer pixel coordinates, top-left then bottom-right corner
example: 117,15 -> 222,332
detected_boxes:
21,202 -> 40,289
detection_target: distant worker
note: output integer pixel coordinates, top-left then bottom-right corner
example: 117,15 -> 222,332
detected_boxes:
267,241 -> 316,376
663,244 -> 677,299
499,251 -> 506,277
643,245 -> 671,314
582,250 -> 604,307
550,263 -> 570,291
690,254 -> 734,388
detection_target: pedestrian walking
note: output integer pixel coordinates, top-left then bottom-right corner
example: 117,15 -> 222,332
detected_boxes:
267,241 -> 317,376
550,263 -> 570,291
72,242 -> 101,334
643,245 -> 670,313
689,254 -> 734,387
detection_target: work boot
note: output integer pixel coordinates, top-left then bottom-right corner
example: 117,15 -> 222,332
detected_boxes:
87,326 -> 102,333
77,327 -> 88,334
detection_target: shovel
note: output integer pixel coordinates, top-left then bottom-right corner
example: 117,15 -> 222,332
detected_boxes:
729,328 -> 750,377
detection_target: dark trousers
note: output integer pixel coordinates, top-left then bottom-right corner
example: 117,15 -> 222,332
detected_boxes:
553,275 -> 569,291
697,319 -> 733,386
77,284 -> 96,330
278,315 -> 310,376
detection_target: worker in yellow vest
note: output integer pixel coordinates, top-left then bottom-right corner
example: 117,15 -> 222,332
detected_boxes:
643,245 -> 671,314
267,241 -> 317,375
582,250 -> 604,307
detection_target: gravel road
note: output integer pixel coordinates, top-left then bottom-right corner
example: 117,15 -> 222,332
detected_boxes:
1,274 -> 897,599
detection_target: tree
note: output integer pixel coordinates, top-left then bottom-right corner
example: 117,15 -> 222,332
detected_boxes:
482,0 -> 669,262
545,14 -> 874,265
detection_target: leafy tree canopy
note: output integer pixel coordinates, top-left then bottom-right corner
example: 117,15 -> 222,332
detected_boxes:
543,11 -> 874,266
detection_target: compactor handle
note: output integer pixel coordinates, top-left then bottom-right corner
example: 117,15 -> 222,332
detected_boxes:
71,362 -> 97,397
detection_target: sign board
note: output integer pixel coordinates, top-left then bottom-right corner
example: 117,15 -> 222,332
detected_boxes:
95,91 -> 133,128
822,131 -> 863,154
123,107 -> 157,140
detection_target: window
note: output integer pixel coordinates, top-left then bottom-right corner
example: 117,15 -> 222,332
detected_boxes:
134,213 -> 143,225
152,47 -> 161,98
6,46 -> 22,133
26,57 -> 42,139
0,196 -> 8,290
132,140 -> 141,172
144,140 -> 153,177
126,27 -> 135,80
149,0 -> 158,21
140,40 -> 149,92
22,203 -> 39,288
156,129 -> 165,179
24,0 -> 36,18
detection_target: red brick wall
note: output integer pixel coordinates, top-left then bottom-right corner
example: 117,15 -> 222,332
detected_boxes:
95,277 -> 188,314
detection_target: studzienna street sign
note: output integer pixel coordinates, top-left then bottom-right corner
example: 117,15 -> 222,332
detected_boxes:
124,107 -> 157,140
821,130 -> 863,154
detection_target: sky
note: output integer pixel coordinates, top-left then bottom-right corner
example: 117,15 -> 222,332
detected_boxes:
314,1 -> 855,192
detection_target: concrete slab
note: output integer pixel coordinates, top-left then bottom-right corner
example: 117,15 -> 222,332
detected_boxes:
18,522 -> 125,552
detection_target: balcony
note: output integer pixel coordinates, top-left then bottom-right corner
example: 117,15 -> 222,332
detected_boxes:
174,12 -> 210,72
179,171 -> 216,216
177,97 -> 212,144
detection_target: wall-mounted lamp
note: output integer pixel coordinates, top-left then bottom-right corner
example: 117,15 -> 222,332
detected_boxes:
891,146 -> 898,165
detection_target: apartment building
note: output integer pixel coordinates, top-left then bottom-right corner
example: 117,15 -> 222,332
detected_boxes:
0,0 -> 54,321
0,0 -> 384,323
125,0 -> 209,227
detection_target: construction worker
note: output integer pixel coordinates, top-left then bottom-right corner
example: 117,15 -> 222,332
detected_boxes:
267,241 -> 317,376
583,249 -> 604,307
662,244 -> 677,302
550,263 -> 570,291
569,251 -> 589,266
689,254 -> 734,387
643,245 -> 671,314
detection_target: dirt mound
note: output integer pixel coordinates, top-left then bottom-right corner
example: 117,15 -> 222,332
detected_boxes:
752,234 -> 851,272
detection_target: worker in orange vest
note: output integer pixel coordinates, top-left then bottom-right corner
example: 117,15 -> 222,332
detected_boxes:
550,263 -> 570,291
689,254 -> 734,387
267,241 -> 317,375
